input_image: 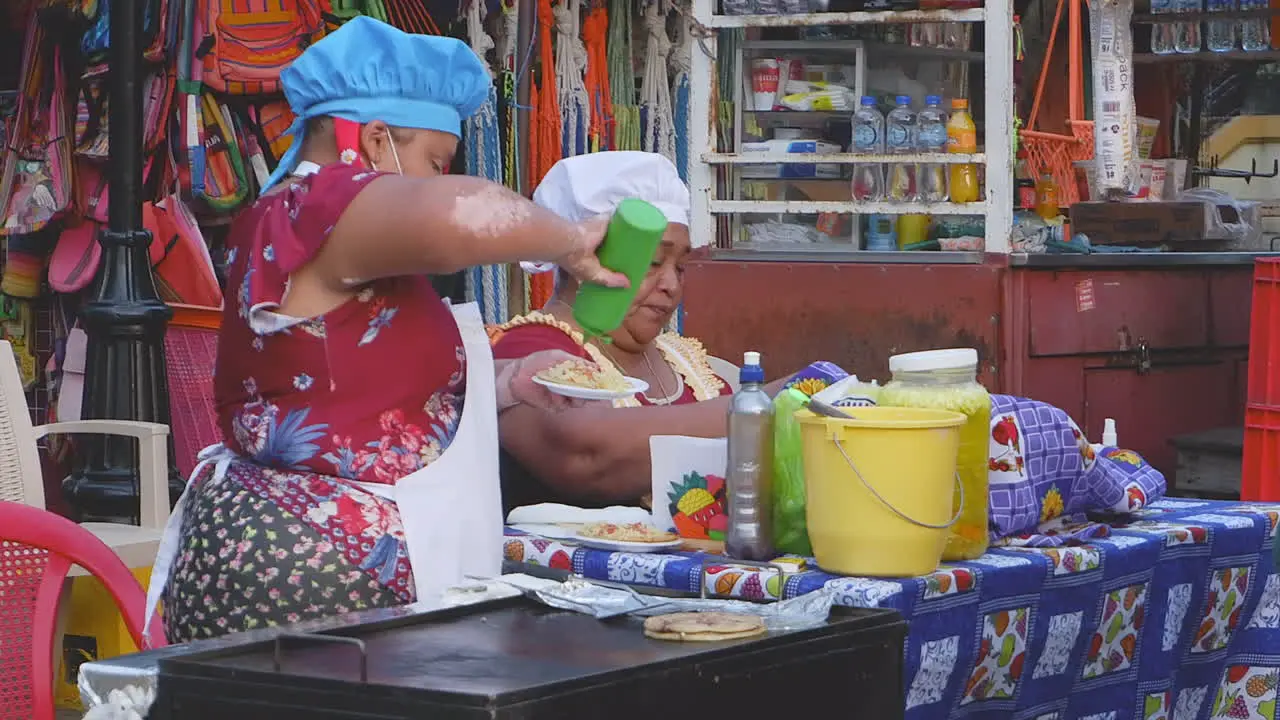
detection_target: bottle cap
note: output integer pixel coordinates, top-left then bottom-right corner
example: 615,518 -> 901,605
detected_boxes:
888,348 -> 979,374
860,95 -> 877,106
895,95 -> 911,105
951,98 -> 969,109
925,94 -> 941,105
743,351 -> 761,366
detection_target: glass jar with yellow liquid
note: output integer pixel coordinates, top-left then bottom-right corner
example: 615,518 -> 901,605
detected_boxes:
878,348 -> 990,560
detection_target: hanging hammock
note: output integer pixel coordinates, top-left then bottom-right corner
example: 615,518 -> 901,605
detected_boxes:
555,0 -> 591,157
639,0 -> 675,164
669,0 -> 691,182
527,0 -> 564,309
583,3 -> 614,152
462,0 -> 509,325
500,0 -> 522,193
607,0 -> 640,150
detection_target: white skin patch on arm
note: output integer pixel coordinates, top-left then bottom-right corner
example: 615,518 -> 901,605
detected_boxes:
450,185 -> 534,240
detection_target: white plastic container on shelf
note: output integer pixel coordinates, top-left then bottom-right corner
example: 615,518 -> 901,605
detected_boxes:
741,138 -> 842,179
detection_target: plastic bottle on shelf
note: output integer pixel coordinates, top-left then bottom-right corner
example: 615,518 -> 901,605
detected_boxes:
917,95 -> 948,202
865,214 -> 898,250
1242,0 -> 1271,49
1034,173 -> 1060,219
1207,0 -> 1238,50
1174,0 -> 1204,52
946,98 -> 980,204
1014,149 -> 1036,210
1151,0 -> 1177,53
886,95 -> 919,203
852,96 -> 885,203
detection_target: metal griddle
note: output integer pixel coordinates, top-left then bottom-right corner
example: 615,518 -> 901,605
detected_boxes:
152,596 -> 907,720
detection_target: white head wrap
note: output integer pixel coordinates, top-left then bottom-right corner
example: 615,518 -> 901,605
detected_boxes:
521,151 -> 690,274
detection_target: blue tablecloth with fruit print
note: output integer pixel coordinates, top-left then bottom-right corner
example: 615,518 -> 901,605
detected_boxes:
502,498 -> 1280,720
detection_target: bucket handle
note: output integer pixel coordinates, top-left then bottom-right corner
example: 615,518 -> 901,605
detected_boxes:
832,436 -> 964,530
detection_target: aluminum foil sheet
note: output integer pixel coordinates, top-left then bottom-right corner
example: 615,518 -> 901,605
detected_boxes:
528,577 -> 835,630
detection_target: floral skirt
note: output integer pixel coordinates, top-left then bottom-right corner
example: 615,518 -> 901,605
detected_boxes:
161,459 -> 416,642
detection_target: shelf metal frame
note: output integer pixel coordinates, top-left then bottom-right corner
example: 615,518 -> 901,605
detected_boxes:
686,1 -> 1016,256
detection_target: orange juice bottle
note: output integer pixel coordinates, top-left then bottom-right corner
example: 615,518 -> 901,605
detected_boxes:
1034,173 -> 1060,219
947,98 -> 980,203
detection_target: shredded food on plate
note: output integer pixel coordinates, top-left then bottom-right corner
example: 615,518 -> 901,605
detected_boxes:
536,359 -> 631,393
579,522 -> 678,543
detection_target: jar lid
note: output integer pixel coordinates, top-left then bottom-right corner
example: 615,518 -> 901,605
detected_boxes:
888,348 -> 978,374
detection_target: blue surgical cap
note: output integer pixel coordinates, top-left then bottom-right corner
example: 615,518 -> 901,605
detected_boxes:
263,16 -> 492,191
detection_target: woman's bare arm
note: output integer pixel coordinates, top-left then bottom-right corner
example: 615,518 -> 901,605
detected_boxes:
500,378 -> 789,504
312,175 -> 593,287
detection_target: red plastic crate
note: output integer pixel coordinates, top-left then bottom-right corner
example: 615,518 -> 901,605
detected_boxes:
1243,258 -> 1280,500
1248,258 -> 1280,406
1243,404 -> 1280,501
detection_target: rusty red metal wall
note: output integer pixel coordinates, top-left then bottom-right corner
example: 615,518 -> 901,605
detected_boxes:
682,257 -> 1254,480
681,258 -> 1005,387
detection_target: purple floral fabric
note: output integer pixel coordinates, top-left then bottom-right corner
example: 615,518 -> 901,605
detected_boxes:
986,394 -> 1167,546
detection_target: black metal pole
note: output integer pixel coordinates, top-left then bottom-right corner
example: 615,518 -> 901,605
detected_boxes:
63,0 -> 176,521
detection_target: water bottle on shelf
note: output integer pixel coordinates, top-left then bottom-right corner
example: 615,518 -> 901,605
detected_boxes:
725,351 -> 774,562
916,94 -> 948,202
1151,0 -> 1177,53
1241,0 -> 1271,49
1207,0 -> 1238,50
1174,0 -> 1203,52
852,96 -> 885,203
886,96 -> 918,203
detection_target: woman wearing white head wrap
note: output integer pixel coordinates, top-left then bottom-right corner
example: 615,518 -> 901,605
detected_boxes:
491,152 -> 794,510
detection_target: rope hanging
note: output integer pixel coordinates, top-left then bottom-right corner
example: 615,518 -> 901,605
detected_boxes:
555,0 -> 591,157
639,0 -> 675,164
582,3 -> 614,152
527,0 -> 564,309
500,0 -> 522,194
669,0 -> 691,183
463,0 -> 509,324
607,0 -> 641,150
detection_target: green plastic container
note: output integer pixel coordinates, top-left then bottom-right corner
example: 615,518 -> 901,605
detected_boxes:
572,198 -> 669,338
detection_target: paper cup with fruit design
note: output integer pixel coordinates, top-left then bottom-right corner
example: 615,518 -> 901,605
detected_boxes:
649,435 -> 729,540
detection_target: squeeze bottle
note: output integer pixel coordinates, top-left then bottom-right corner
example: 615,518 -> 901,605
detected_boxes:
571,198 -> 669,339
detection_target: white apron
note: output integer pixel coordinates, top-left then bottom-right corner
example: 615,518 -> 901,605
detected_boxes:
143,302 -> 503,642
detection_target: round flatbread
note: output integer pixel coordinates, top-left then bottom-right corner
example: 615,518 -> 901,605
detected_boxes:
642,612 -> 767,642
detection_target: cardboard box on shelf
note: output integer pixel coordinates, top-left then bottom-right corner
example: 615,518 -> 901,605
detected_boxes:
1070,201 -> 1209,246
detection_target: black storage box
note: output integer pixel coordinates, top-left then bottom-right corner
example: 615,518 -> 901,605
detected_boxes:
151,597 -> 907,720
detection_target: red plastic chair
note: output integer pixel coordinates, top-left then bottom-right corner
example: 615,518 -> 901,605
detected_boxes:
0,501 -> 167,720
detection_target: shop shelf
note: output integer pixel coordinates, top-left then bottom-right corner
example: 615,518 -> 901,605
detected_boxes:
704,151 -> 987,164
709,199 -> 987,214
708,7 -> 986,27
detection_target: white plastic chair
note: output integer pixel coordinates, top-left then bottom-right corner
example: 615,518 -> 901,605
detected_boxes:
707,355 -> 741,394
0,340 -> 170,573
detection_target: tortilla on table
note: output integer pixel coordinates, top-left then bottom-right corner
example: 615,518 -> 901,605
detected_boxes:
642,612 -> 767,642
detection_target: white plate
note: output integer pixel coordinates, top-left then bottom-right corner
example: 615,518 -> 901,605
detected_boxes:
532,375 -> 649,401
572,534 -> 684,553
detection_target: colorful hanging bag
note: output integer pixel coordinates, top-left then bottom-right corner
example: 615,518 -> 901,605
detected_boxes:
196,0 -> 327,96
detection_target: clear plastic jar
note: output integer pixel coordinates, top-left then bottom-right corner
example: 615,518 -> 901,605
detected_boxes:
878,348 -> 990,560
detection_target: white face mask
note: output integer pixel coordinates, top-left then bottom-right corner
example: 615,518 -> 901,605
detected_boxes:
369,133 -> 404,175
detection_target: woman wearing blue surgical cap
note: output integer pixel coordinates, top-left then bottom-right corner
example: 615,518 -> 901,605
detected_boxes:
144,17 -> 625,642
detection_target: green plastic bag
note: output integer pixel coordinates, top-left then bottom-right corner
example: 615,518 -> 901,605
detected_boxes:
772,388 -> 812,556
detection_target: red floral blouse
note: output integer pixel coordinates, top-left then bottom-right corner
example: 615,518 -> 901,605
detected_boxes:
214,163 -> 466,485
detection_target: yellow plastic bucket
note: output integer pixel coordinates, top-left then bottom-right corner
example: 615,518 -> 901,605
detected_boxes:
797,406 -> 966,577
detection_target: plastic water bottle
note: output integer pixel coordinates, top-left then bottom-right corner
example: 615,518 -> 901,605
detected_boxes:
916,94 -> 948,202
886,95 -> 919,203
1174,0 -> 1203,52
852,96 -> 885,203
1151,0 -> 1176,53
1241,0 -> 1271,50
725,351 -> 774,562
1208,0 -> 1238,50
